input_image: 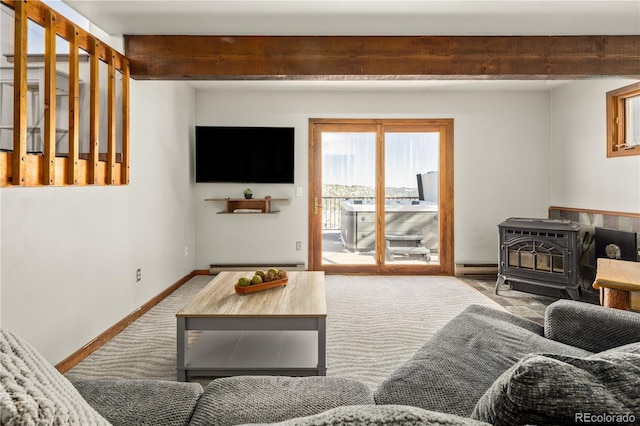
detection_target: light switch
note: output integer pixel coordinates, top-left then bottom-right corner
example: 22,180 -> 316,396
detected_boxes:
296,187 -> 303,197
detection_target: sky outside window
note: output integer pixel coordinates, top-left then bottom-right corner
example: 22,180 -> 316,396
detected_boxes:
322,132 -> 439,189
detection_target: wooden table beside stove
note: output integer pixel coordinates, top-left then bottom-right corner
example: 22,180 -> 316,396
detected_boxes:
593,258 -> 640,311
176,271 -> 326,381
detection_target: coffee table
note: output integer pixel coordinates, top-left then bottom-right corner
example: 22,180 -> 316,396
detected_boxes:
176,271 -> 326,381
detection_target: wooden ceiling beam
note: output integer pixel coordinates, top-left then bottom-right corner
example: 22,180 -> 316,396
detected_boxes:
124,35 -> 640,80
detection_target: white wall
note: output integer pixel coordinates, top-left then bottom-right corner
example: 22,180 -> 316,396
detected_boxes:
551,79 -> 640,213
195,89 -> 552,267
0,80 -> 196,364
8,79 -> 634,365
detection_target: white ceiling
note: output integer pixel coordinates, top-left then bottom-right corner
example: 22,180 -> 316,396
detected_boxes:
59,0 -> 640,91
62,1 -> 640,36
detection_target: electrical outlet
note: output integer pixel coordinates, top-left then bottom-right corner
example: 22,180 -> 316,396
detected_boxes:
296,241 -> 302,251
184,246 -> 189,257
136,268 -> 141,282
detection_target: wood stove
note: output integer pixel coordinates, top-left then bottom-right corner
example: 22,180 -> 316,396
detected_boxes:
496,218 -> 581,300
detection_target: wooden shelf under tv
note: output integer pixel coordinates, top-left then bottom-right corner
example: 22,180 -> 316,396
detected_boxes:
205,197 -> 291,214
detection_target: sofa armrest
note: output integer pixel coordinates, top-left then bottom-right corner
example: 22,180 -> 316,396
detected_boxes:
73,379 -> 203,426
544,300 -> 640,353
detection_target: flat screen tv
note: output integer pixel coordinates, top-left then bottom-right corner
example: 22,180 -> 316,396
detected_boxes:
195,126 -> 295,183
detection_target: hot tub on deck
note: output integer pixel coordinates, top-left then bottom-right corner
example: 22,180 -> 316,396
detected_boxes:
340,199 -> 439,254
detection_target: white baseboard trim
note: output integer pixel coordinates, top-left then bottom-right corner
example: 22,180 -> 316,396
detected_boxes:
209,263 -> 306,274
454,263 -> 498,276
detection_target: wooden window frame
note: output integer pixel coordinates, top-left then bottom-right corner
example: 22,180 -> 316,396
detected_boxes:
606,81 -> 640,158
0,0 -> 130,186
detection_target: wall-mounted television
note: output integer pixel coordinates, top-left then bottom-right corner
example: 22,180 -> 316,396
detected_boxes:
195,126 -> 295,183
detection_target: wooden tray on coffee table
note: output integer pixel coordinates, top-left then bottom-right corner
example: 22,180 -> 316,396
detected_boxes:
235,277 -> 288,294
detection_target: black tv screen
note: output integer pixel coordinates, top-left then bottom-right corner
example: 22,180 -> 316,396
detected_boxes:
195,126 -> 295,183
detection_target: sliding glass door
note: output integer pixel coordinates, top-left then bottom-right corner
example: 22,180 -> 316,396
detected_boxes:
309,119 -> 454,275
383,128 -> 440,268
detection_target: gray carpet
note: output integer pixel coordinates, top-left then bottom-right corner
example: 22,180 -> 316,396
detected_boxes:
65,274 -> 503,389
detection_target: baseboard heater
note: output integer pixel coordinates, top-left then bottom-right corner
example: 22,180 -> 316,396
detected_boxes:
209,263 -> 306,274
454,263 -> 498,276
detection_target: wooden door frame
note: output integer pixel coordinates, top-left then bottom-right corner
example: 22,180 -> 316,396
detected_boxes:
308,118 -> 454,275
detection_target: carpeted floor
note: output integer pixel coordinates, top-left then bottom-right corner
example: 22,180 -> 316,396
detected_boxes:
65,274 -> 505,390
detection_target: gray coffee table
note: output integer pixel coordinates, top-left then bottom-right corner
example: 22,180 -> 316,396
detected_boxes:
176,271 -> 327,381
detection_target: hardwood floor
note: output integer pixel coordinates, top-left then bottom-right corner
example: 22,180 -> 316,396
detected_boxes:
459,276 -> 561,325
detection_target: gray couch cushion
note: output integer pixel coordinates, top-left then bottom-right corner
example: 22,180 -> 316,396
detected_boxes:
73,379 -> 203,426
189,375 -> 374,426
544,300 -> 640,352
373,304 -> 592,417
248,404 -> 491,426
471,343 -> 640,426
0,328 -> 111,426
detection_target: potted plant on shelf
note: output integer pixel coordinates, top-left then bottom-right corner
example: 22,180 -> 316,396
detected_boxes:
243,187 -> 253,199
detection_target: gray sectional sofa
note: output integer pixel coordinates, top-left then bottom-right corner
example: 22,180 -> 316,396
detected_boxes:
2,299 -> 639,425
